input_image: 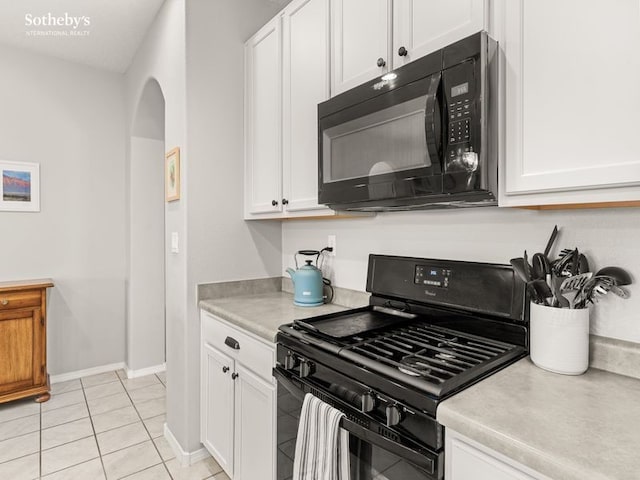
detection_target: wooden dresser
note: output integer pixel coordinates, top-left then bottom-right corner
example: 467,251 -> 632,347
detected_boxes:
0,279 -> 53,403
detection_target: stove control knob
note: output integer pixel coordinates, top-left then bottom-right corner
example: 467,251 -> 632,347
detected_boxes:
361,392 -> 377,413
385,404 -> 404,427
299,359 -> 315,378
284,352 -> 297,370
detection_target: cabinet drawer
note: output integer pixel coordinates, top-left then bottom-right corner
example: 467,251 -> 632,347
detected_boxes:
201,311 -> 275,381
0,290 -> 41,311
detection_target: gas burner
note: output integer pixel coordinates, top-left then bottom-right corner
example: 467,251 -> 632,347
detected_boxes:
436,353 -> 456,360
398,356 -> 432,377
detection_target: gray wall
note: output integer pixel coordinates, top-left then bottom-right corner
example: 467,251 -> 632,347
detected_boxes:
128,135 -> 165,371
124,0 -> 189,452
283,207 -> 640,343
0,44 -> 127,375
183,0 -> 284,453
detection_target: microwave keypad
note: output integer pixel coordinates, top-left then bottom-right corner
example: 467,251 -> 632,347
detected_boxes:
450,118 -> 470,144
448,99 -> 471,144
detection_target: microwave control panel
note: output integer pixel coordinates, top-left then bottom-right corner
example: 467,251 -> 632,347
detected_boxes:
443,60 -> 479,171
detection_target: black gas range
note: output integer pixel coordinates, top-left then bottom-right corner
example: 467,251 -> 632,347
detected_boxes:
274,254 -> 528,480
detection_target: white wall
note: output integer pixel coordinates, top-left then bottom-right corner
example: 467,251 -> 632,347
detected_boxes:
184,0 -> 284,453
282,207 -> 640,343
0,44 -> 127,374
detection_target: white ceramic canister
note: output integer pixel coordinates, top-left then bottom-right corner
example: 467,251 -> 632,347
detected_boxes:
529,302 -> 590,375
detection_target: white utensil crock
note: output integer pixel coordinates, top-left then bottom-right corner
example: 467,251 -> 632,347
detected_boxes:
529,302 -> 590,375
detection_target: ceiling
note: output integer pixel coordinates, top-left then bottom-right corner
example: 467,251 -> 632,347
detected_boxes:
0,0 -> 165,73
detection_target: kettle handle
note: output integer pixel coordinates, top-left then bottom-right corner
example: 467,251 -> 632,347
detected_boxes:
298,250 -> 320,256
295,250 -> 321,268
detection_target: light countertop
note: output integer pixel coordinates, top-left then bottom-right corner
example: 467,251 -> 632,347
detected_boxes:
199,291 -> 357,342
437,358 -> 640,480
199,280 -> 640,480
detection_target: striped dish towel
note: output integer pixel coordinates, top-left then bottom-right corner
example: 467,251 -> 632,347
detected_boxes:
292,393 -> 350,480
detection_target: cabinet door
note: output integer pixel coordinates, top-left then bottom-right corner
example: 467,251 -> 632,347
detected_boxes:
393,0 -> 485,68
331,0 -> 392,95
499,0 -> 640,206
201,343 -> 235,477
0,308 -> 44,394
447,435 -> 539,480
234,364 -> 276,480
282,0 -> 331,213
245,18 -> 283,216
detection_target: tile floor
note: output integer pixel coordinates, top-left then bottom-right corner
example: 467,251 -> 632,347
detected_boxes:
0,370 -> 229,480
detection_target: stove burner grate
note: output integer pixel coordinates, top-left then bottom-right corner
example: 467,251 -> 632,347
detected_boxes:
344,322 -> 516,386
398,356 -> 433,377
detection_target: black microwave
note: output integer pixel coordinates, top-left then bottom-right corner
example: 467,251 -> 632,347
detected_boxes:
318,32 -> 498,211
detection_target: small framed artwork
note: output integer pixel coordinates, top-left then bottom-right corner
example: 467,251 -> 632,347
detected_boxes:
0,161 -> 40,212
165,147 -> 180,202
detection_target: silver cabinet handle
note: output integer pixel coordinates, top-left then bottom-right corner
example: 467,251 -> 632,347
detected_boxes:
1,299 -> 8,306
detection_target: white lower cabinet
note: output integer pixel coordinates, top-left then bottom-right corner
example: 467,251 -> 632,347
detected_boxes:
200,311 -> 276,480
446,430 -> 550,480
201,343 -> 235,476
234,364 -> 276,480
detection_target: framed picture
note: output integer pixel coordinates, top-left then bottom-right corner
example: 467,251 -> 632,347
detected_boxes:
0,161 -> 40,212
165,147 -> 180,202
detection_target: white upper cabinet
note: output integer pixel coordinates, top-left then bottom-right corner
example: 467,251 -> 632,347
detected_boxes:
498,0 -> 640,207
331,0 -> 392,95
245,18 -> 282,216
331,0 -> 486,95
245,0 -> 343,219
393,0 -> 485,68
282,0 -> 331,213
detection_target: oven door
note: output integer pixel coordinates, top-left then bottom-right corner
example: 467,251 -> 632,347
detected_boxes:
274,367 -> 443,480
318,71 -> 444,210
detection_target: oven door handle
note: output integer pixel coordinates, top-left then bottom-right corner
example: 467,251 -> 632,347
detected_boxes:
272,367 -> 305,401
273,367 -> 439,475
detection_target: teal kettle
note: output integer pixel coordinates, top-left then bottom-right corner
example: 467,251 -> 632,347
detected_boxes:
286,250 -> 324,307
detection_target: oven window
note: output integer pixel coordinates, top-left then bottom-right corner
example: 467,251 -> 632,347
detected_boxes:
351,440 -> 434,480
322,96 -> 430,183
277,383 -> 434,480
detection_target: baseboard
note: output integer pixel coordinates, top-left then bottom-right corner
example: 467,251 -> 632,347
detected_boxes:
164,423 -> 210,467
126,363 -> 166,379
50,362 -> 126,384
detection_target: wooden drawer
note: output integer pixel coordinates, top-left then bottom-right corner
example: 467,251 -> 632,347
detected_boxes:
201,310 -> 275,382
0,290 -> 41,311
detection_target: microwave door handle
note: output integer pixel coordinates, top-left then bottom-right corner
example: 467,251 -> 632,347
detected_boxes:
425,73 -> 442,171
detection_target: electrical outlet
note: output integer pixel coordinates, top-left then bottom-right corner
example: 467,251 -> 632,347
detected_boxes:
327,235 -> 336,256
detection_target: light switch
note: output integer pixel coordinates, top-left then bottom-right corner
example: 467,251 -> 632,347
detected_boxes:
171,232 -> 179,253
